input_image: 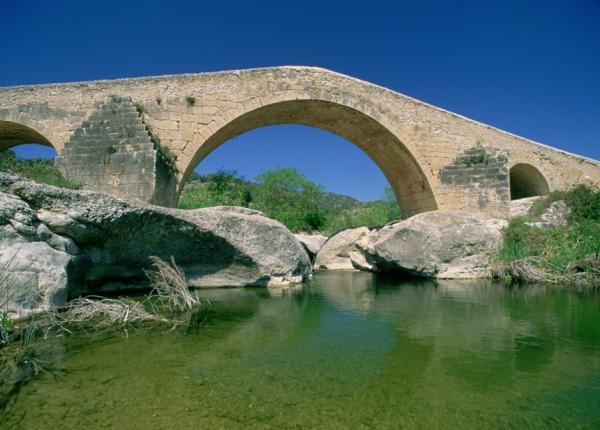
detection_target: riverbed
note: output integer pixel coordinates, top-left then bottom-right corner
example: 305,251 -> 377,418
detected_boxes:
2,272 -> 600,428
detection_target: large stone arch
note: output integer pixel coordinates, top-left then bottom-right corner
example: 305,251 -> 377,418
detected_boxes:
176,99 -> 437,216
0,120 -> 57,151
509,163 -> 550,200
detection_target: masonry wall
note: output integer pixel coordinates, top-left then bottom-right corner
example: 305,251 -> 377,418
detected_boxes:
54,96 -> 176,206
0,66 -> 598,218
439,146 -> 510,214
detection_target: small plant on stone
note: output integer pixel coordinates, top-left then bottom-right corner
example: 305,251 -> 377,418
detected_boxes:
135,102 -> 145,115
150,134 -> 160,149
106,145 -> 117,154
109,94 -> 122,103
186,96 -> 196,107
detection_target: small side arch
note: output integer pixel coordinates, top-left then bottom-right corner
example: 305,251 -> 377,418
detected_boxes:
509,163 -> 550,200
0,120 -> 55,151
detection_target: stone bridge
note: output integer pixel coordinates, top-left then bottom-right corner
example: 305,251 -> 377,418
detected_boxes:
0,66 -> 598,218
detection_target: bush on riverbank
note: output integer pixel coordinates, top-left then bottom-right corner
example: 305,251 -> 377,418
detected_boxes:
0,149 -> 79,189
494,185 -> 600,286
179,168 -> 403,234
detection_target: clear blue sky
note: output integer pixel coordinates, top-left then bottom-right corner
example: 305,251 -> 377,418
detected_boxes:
1,0 -> 599,200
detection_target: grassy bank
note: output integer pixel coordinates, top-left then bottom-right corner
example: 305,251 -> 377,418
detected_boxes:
179,168 -> 402,235
493,185 -> 600,286
0,149 -> 79,189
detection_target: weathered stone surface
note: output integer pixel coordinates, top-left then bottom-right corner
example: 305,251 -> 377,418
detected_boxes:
0,192 -> 75,318
526,200 -> 570,230
510,196 -> 543,218
0,241 -> 71,318
294,234 -> 327,261
349,230 -> 379,271
370,211 -> 504,279
509,195 -> 570,229
54,97 -> 177,207
314,227 -> 371,271
2,66 -> 599,218
0,173 -> 311,317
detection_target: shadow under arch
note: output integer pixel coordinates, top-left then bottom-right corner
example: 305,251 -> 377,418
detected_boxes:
178,100 -> 437,216
509,163 -> 550,200
0,120 -> 55,151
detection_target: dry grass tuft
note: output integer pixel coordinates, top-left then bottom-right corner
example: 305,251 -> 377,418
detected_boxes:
145,256 -> 198,312
492,255 -> 600,287
54,296 -> 164,328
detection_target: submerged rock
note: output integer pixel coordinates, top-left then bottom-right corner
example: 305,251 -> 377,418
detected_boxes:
370,211 -> 504,279
0,173 -> 311,317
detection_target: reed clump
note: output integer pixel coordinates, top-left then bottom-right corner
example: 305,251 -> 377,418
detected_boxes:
54,296 -> 165,328
145,256 -> 198,312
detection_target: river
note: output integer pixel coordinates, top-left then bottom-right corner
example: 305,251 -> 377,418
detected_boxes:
2,272 -> 600,428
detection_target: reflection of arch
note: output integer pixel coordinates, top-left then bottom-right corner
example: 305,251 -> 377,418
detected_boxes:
0,120 -> 55,151
178,100 -> 437,216
509,163 -> 550,200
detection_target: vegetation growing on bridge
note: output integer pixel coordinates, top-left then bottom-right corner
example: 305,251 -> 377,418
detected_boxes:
0,149 -> 79,189
494,185 -> 600,286
178,167 -> 402,235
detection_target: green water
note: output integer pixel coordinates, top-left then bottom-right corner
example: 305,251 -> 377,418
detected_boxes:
3,272 -> 600,429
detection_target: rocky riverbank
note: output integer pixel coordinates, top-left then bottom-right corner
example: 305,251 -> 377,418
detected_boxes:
0,173 -> 311,317
0,171 -> 581,318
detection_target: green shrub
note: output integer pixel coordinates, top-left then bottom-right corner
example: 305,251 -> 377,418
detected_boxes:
134,102 -> 145,115
178,168 -> 403,234
565,184 -> 600,223
0,149 -> 79,189
252,168 -> 326,232
178,170 -> 252,209
495,185 -> 600,285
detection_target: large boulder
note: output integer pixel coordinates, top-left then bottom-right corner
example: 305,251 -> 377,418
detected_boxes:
294,234 -> 327,262
0,192 -> 75,318
314,227 -> 371,270
370,211 -> 504,279
0,173 -> 311,317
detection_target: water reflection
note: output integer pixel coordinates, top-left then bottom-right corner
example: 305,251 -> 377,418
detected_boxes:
2,273 -> 600,429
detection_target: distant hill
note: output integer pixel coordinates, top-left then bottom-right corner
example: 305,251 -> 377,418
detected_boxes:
316,191 -> 360,215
